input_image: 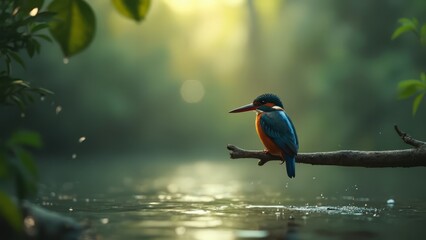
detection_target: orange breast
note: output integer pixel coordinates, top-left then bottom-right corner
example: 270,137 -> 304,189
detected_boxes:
255,113 -> 282,157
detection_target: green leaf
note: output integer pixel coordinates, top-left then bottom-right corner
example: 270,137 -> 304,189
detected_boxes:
11,96 -> 26,111
7,51 -> 26,69
34,34 -> 53,42
13,161 -> 38,200
420,24 -> 426,46
112,0 -> 151,22
421,72 -> 426,83
31,23 -> 49,33
26,39 -> 36,58
48,0 -> 96,57
412,93 -> 425,115
0,191 -> 23,232
392,18 -> 419,40
30,11 -> 56,22
398,79 -> 426,99
11,80 -> 31,88
8,130 -> 43,149
34,87 -> 54,95
15,149 -> 38,179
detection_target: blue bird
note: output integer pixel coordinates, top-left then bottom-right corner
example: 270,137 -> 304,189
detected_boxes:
229,93 -> 299,178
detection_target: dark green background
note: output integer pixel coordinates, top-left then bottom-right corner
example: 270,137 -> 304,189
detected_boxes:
2,0 -> 426,199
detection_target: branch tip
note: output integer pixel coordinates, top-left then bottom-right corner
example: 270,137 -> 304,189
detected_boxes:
394,125 -> 425,148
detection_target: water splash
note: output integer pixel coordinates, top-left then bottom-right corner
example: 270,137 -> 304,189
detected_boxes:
78,136 -> 86,143
63,58 -> 69,64
72,154 -> 77,159
387,198 -> 395,207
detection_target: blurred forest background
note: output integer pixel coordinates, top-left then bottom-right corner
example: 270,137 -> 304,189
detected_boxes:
2,0 -> 426,191
2,1 -> 426,238
3,0 -> 425,155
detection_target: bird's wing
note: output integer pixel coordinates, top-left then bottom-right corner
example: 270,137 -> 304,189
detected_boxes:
259,111 -> 299,156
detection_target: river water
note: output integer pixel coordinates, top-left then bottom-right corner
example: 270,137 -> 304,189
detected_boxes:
36,155 -> 426,239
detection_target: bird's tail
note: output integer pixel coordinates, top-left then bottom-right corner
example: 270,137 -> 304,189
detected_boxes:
285,155 -> 296,178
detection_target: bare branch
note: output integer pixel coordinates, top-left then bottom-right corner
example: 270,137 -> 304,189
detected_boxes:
227,126 -> 426,168
394,125 -> 426,148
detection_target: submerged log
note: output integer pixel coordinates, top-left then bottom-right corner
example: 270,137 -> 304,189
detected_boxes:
0,201 -> 86,240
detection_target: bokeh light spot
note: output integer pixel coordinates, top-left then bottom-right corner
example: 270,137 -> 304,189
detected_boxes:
29,8 -> 38,17
180,80 -> 205,103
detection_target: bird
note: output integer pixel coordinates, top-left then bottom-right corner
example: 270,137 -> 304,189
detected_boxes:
229,93 -> 299,178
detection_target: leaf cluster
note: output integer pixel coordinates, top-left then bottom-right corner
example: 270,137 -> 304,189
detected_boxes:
392,18 -> 426,115
398,73 -> 426,115
0,0 -> 151,234
0,0 -> 54,110
47,0 -> 151,57
392,18 -> 426,46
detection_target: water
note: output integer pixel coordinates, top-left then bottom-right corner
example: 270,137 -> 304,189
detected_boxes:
36,156 -> 426,239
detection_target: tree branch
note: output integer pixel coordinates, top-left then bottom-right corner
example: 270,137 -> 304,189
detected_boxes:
394,125 -> 426,148
228,125 -> 426,168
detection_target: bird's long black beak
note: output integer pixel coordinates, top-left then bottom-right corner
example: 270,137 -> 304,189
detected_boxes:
229,103 -> 257,113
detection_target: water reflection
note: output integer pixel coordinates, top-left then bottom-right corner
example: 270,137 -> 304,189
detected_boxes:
36,158 -> 426,239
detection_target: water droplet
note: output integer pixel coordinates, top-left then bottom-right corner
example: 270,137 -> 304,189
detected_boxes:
379,131 -> 382,135
72,154 -> 77,159
63,58 -> 69,64
69,208 -> 73,212
56,105 -> 62,114
40,96 -> 45,101
312,177 -> 316,180
20,113 -> 26,118
386,199 -> 395,206
78,136 -> 86,143
100,218 -> 109,224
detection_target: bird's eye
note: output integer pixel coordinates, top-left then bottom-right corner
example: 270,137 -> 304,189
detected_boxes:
260,100 -> 266,104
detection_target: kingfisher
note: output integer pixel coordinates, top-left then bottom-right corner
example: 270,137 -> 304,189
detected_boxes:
229,93 -> 299,178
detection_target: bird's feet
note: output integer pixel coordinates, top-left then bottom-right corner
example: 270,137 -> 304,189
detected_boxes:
263,150 -> 285,164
